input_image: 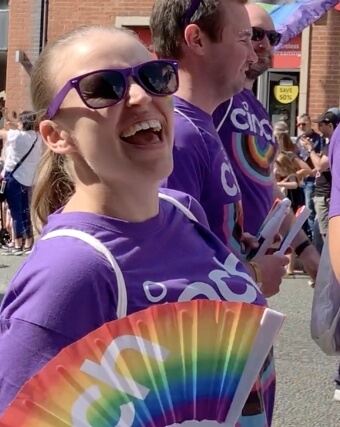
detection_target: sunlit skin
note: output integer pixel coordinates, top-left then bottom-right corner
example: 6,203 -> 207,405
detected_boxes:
39,30 -> 176,222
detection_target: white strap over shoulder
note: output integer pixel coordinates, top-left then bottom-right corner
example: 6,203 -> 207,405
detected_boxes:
158,193 -> 198,222
40,196 -> 197,319
215,97 -> 233,133
41,229 -> 128,319
174,108 -> 201,134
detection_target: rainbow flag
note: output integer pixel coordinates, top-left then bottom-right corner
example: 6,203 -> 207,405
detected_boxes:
256,0 -> 340,48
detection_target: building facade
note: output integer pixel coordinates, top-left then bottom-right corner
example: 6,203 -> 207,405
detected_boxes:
2,0 -> 340,133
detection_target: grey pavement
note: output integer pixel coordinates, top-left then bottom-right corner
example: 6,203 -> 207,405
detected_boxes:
0,255 -> 339,425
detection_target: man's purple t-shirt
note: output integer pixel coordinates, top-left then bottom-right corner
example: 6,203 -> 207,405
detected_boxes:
161,96 -> 244,253
329,124 -> 340,217
213,89 -> 277,239
0,190 -> 274,426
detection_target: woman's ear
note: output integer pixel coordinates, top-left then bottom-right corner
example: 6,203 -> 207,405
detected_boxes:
39,120 -> 77,155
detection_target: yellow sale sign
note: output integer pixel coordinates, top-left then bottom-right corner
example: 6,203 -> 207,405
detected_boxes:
273,85 -> 299,104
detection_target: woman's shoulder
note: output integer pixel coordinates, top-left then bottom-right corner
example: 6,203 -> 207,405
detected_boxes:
6,129 -> 20,142
1,222 -> 119,333
159,188 -> 210,228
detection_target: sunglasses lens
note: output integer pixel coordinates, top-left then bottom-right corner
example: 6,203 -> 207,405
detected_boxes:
268,31 -> 281,46
252,27 -> 281,47
138,61 -> 179,96
79,71 -> 126,108
251,27 -> 265,42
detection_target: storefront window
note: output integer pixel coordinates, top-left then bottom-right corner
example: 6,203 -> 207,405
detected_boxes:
268,71 -> 300,136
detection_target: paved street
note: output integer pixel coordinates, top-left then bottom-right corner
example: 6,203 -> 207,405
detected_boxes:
0,255 -> 339,425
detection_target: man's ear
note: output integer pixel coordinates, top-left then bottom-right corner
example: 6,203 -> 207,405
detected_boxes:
39,120 -> 77,154
183,24 -> 209,57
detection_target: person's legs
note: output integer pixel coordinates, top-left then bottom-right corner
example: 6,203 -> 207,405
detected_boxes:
4,176 -> 26,251
286,252 -> 296,275
313,218 -> 324,255
303,181 -> 316,240
21,185 -> 33,249
314,196 -> 329,240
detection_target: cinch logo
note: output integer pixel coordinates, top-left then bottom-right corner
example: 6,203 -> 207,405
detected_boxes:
230,101 -> 275,143
71,335 -> 169,426
221,159 -> 240,197
143,253 -> 260,305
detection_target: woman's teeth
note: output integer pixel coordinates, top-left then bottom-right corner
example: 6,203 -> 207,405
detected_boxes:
121,119 -> 162,138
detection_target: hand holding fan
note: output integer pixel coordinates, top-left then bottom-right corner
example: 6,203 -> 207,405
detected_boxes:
0,300 -> 285,427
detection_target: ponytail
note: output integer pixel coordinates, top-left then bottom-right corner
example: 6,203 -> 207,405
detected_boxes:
31,149 -> 74,233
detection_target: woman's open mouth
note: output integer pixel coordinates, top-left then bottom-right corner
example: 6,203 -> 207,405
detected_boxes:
120,119 -> 163,147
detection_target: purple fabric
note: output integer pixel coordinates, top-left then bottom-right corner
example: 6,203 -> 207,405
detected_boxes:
329,124 -> 340,218
0,188 -> 270,417
161,96 -> 244,253
263,0 -> 340,50
213,90 -> 277,243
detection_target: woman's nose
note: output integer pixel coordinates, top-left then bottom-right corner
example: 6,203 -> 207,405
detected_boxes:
125,78 -> 152,107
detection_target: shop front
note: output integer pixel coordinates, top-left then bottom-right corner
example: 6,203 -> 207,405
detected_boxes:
256,34 -> 302,136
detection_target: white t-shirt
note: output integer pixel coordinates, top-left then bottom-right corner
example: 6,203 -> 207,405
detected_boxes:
1,130 -> 42,186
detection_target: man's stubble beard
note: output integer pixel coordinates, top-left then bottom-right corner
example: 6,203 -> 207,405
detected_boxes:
245,51 -> 272,81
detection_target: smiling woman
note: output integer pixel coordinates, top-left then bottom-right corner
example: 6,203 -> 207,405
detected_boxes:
0,24 -> 271,421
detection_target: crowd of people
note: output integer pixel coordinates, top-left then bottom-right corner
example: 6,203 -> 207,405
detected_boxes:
0,0 -> 338,423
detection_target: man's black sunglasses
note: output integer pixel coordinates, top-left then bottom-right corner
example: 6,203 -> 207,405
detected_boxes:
252,27 -> 282,47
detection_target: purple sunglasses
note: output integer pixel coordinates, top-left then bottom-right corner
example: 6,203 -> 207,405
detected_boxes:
183,0 -> 201,26
46,59 -> 179,119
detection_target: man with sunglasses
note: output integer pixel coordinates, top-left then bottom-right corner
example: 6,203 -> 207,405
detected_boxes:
151,3 -> 286,425
151,0 -> 288,294
213,3 -> 319,284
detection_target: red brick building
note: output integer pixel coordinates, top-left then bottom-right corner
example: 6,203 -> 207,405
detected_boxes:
2,0 -> 340,134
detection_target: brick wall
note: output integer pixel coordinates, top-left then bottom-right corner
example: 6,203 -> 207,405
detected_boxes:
47,0 -> 116,41
115,0 -> 153,16
5,0 -> 156,111
47,0 -> 155,41
6,2 -> 340,115
307,8 -> 340,118
6,0 -> 42,112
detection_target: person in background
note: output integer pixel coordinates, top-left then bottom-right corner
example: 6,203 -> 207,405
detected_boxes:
323,119 -> 340,402
274,153 -> 305,276
300,110 -> 339,242
276,132 -> 312,179
295,114 -> 323,242
0,24 -> 273,415
150,0 -> 287,298
213,3 -> 319,285
0,111 -> 42,255
273,120 -> 289,138
151,3 -> 286,425
322,115 -> 340,402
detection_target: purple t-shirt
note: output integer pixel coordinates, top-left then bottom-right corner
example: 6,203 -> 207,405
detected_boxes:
213,89 -> 277,238
0,189 -> 274,425
161,96 -> 244,254
329,125 -> 340,218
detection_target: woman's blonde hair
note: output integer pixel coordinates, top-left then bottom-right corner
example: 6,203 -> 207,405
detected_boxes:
275,152 -> 299,181
30,25 -> 138,233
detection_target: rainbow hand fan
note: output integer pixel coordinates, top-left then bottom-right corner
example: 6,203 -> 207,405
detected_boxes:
0,300 -> 285,427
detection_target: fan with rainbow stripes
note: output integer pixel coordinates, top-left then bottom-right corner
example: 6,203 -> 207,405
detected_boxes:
0,300 -> 285,426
